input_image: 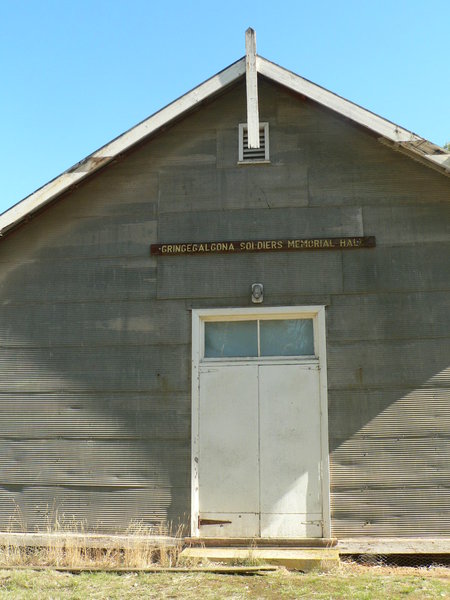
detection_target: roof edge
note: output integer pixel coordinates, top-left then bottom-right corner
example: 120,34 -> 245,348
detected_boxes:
1,54 -> 448,236
0,57 -> 247,236
257,57 -> 450,174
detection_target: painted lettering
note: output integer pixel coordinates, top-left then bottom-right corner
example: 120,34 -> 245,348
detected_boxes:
152,236 -> 374,255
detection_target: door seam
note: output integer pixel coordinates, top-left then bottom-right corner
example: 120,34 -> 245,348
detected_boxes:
257,365 -> 261,537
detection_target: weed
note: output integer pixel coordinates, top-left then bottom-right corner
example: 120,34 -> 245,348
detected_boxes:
0,508 -> 185,569
231,540 -> 267,568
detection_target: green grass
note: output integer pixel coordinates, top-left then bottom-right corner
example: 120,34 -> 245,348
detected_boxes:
0,564 -> 448,599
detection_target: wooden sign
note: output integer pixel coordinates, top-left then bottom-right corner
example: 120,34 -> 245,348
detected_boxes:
150,236 -> 375,256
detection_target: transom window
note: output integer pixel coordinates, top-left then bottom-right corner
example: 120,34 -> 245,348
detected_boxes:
204,318 -> 314,359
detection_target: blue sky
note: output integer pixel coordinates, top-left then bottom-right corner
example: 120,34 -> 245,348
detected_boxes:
1,0 -> 449,214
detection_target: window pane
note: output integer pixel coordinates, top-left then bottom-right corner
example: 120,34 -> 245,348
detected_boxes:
260,319 -> 314,356
205,321 -> 258,358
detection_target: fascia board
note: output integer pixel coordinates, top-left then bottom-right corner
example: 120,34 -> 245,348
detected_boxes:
1,54 -> 448,237
0,57 -> 246,235
257,56 -> 421,143
257,56 -> 449,176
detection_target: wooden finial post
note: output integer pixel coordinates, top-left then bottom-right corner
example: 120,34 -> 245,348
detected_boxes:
245,27 -> 260,149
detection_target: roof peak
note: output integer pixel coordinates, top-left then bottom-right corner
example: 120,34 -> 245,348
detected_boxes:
1,51 -> 448,236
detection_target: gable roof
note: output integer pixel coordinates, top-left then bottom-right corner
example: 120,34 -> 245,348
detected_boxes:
1,55 -> 449,237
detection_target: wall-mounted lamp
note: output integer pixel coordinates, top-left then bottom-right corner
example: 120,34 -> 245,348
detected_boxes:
251,283 -> 264,304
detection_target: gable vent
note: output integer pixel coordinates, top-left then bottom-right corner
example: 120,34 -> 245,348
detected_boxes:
238,122 -> 270,163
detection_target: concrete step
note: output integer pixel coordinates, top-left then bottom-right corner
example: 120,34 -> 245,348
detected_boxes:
180,547 -> 340,571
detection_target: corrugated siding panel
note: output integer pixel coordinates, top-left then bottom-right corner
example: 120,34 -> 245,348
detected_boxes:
158,206 -> 363,242
157,252 -> 344,299
328,292 -> 450,342
309,160 -> 450,206
327,339 -> 450,390
343,244 -> 450,293
331,439 -> 449,486
1,440 -> 190,487
0,300 -> 190,347
0,486 -> 189,533
0,393 -> 190,439
0,258 -> 157,303
331,488 -> 449,537
0,218 -> 158,262
362,205 -> 450,247
159,164 -> 309,213
329,381 -> 450,538
0,345 -> 189,393
329,388 -> 450,439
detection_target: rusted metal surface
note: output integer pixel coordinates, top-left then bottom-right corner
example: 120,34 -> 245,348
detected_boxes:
199,518 -> 232,526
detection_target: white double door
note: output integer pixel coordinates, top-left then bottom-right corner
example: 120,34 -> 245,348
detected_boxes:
198,361 -> 323,538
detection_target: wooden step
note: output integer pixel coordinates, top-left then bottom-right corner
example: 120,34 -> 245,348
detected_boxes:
180,547 -> 340,571
184,537 -> 338,548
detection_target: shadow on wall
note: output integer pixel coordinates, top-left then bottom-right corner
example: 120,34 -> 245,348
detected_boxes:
0,156 -> 449,536
326,305 -> 450,537
0,182 -> 194,533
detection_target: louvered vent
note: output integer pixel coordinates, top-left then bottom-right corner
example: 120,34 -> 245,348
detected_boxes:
238,123 -> 269,163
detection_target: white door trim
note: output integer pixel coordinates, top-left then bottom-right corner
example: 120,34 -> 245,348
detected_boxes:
191,305 -> 331,538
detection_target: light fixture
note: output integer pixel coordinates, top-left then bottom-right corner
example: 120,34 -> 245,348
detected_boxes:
251,283 -> 264,304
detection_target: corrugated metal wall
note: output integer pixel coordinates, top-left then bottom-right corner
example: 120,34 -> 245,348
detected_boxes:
0,77 -> 448,536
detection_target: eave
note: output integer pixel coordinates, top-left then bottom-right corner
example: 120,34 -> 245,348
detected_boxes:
1,55 -> 448,237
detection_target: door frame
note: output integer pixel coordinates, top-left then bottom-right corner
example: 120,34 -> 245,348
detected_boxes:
191,305 -> 331,538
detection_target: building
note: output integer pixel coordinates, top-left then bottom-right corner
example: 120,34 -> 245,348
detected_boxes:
0,30 -> 449,548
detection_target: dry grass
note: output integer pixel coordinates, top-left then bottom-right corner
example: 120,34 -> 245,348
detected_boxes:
229,539 -> 266,568
0,509 -> 185,569
0,506 -> 448,599
0,563 -> 448,599
0,536 -> 184,570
